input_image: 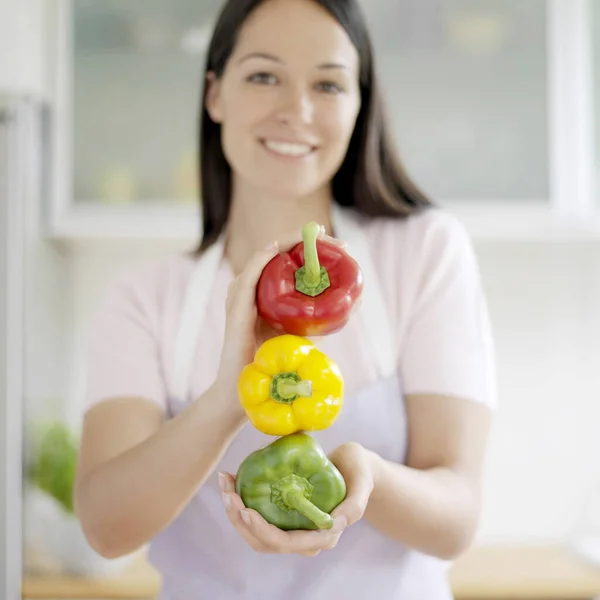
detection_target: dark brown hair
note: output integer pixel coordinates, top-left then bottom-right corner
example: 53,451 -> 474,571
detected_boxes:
197,0 -> 433,252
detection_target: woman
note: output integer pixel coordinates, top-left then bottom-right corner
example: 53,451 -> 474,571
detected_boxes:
74,0 -> 495,598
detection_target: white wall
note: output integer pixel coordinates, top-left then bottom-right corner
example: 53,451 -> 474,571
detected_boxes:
475,241 -> 600,543
50,236 -> 600,545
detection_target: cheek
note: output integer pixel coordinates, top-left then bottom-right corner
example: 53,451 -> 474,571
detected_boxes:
219,94 -> 269,163
231,82 -> 283,125
222,104 -> 257,142
319,102 -> 360,152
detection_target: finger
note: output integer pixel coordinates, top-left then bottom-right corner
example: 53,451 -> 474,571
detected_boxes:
311,222 -> 347,250
220,474 -> 280,553
240,508 -> 342,554
329,447 -> 373,527
330,497 -> 365,528
316,223 -> 348,250
235,242 -> 280,294
321,234 -> 348,249
224,243 -> 280,328
219,472 -> 273,552
221,489 -> 274,553
217,471 -> 236,492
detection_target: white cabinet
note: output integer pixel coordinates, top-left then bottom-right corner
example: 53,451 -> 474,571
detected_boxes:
46,0 -> 219,242
378,1 -> 549,203
44,0 -> 600,242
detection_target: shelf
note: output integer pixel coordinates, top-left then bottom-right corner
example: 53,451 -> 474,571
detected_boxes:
46,201 -> 600,246
448,202 -> 600,241
21,544 -> 600,599
450,544 -> 600,600
46,202 -> 201,243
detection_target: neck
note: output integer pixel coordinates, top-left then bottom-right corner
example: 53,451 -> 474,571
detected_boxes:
224,180 -> 334,276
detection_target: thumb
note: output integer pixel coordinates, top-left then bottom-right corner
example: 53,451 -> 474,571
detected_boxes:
330,479 -> 372,527
329,444 -> 374,526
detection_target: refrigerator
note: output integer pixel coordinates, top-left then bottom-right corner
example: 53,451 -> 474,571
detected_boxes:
0,94 -> 47,600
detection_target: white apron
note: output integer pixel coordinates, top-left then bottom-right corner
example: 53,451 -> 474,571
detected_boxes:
148,205 -> 454,599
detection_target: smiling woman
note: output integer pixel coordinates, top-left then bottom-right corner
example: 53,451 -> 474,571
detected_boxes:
74,1 -> 495,599
197,0 -> 433,256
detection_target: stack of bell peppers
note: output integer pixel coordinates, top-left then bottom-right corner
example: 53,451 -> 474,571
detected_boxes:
235,221 -> 364,531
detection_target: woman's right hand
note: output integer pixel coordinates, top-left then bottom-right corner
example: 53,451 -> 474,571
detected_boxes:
215,239 -> 281,401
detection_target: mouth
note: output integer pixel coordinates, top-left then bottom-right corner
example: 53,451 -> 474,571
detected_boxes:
260,139 -> 317,159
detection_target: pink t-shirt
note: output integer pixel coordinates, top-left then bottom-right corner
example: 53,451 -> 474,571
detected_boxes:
84,208 -> 496,414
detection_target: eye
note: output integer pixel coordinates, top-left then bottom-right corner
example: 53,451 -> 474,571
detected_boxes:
316,81 -> 344,94
247,72 -> 278,85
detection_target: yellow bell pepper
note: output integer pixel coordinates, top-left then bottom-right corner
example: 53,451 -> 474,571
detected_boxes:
238,334 -> 344,436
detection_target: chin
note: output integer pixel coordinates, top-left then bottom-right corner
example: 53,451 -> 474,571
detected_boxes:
251,175 -> 325,201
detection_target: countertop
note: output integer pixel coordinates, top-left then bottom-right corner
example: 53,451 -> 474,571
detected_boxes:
22,545 -> 600,599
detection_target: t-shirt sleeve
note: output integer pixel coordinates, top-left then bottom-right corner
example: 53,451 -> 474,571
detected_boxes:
399,212 -> 497,409
83,268 -> 168,415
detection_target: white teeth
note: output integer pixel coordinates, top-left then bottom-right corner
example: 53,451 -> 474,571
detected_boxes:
264,140 -> 313,157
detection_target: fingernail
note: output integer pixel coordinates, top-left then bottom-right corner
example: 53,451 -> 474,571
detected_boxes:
264,240 -> 278,251
331,515 -> 347,534
240,510 -> 252,526
218,472 -> 226,491
222,492 -> 232,509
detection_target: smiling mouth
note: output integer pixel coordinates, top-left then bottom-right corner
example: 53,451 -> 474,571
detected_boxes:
261,139 -> 317,158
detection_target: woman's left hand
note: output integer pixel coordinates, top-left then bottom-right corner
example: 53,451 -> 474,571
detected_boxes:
218,442 -> 375,557
327,441 -> 375,530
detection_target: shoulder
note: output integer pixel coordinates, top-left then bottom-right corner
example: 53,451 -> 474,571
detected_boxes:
365,206 -> 471,247
361,207 -> 477,272
93,253 -> 197,325
105,254 -> 196,298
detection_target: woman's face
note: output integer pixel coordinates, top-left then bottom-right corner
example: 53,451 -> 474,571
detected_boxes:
206,0 -> 362,199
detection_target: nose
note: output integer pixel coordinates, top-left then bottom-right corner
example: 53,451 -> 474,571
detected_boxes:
276,85 -> 314,126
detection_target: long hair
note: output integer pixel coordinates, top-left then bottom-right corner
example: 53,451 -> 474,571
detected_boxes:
197,0 -> 433,252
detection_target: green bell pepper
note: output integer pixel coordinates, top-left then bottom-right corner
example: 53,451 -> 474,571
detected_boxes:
235,433 -> 346,531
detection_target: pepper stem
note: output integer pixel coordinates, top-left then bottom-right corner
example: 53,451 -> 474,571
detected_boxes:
295,222 -> 331,297
284,490 -> 333,530
302,222 -> 321,287
271,474 -> 333,530
277,379 -> 312,399
270,373 -> 312,404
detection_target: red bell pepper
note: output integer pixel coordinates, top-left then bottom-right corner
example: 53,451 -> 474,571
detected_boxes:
256,221 -> 363,336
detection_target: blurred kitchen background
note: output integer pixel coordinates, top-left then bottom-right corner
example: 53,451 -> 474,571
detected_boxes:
4,0 -> 600,598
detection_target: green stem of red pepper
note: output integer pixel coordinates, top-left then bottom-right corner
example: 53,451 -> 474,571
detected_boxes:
270,473 -> 334,529
295,222 -> 331,297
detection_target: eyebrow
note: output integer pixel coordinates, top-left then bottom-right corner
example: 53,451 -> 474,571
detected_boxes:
236,52 -> 349,70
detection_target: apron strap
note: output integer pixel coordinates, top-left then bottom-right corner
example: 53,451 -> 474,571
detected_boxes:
171,237 -> 224,403
331,204 -> 397,380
